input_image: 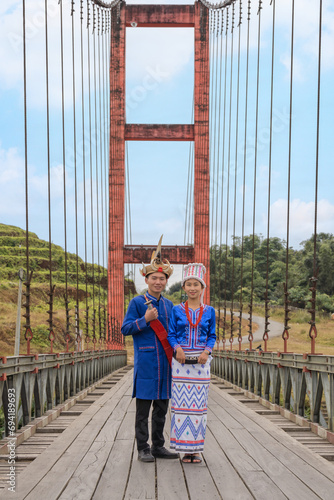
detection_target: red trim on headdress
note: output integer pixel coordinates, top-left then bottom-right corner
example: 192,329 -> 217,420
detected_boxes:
158,267 -> 163,273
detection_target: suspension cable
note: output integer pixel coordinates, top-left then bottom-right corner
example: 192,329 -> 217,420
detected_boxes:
80,0 -> 89,348
59,0 -> 71,350
238,0 -> 251,351
22,0 -> 33,354
91,0 -> 121,8
213,10 -> 223,316
248,0 -> 262,351
45,0 -> 56,353
216,8 -> 225,349
200,0 -> 237,10
225,1 -> 235,350
230,0 -> 242,349
218,7 -> 229,349
71,0 -> 80,349
97,6 -> 102,345
308,0 -> 323,354
101,8 -> 108,343
263,0 -> 276,352
282,0 -> 295,353
210,10 -> 218,247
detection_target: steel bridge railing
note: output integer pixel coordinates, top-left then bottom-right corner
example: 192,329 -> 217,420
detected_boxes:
0,350 -> 127,437
211,350 -> 334,434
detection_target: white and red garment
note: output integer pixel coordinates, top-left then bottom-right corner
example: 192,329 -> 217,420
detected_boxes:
170,356 -> 211,453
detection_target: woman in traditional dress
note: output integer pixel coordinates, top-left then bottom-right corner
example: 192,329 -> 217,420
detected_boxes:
167,263 -> 216,463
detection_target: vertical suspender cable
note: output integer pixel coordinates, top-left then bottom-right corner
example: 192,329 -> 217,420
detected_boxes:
282,0 -> 295,353
220,7 -> 229,349
210,10 -> 219,258
87,0 -> 94,348
80,0 -> 89,347
90,2 -> 96,345
107,9 -> 111,343
211,11 -> 219,308
230,0 -> 242,349
60,0 -> 71,349
71,0 -> 80,347
45,0 -> 56,352
93,4 -> 100,346
23,0 -> 33,354
101,8 -> 107,341
238,0 -> 251,351
97,7 -> 102,344
125,143 -> 129,310
104,9 -> 110,340
263,0 -> 276,352
308,0 -> 323,355
217,9 -> 225,348
225,2 -> 235,349
248,0 -> 262,350
213,11 -> 223,315
209,10 -> 216,246
109,7 -> 115,341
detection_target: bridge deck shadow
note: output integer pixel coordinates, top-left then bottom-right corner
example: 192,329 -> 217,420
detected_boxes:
4,369 -> 334,500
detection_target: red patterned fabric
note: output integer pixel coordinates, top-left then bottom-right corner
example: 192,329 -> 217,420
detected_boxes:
150,319 -> 173,367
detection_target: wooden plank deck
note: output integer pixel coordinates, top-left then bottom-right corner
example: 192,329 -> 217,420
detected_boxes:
3,369 -> 334,500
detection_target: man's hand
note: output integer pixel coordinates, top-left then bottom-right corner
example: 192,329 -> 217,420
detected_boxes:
198,350 -> 209,365
145,307 -> 158,323
175,347 -> 186,364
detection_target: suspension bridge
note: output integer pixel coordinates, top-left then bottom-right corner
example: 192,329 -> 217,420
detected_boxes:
0,0 -> 334,498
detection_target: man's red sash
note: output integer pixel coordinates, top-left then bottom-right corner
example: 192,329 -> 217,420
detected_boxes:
144,294 -> 173,366
150,319 -> 173,367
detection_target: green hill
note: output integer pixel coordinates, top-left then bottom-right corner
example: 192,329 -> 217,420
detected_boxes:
0,223 -> 136,356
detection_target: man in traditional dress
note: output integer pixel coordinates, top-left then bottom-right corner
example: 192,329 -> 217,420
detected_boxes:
121,236 -> 178,462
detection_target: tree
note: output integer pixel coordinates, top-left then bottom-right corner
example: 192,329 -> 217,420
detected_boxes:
168,281 -> 182,295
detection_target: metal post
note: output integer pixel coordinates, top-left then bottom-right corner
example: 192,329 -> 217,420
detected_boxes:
15,268 -> 24,356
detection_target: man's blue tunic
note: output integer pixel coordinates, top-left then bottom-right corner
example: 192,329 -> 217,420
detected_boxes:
121,292 -> 174,400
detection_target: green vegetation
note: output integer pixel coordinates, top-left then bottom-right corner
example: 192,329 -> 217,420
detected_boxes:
0,223 -> 135,356
210,233 -> 334,313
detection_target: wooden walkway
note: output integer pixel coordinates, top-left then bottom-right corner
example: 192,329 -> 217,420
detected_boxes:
3,368 -> 334,500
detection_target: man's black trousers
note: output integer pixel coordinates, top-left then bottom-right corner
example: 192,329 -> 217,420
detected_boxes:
135,398 -> 169,451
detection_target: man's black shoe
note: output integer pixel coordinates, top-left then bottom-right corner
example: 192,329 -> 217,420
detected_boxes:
138,448 -> 155,462
151,446 -> 179,459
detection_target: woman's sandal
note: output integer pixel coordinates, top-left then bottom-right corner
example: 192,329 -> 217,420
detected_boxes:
182,454 -> 202,464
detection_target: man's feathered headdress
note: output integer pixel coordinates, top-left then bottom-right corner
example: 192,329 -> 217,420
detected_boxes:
140,235 -> 174,279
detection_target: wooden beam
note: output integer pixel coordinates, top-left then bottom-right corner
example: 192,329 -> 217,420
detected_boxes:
125,124 -> 194,142
126,5 -> 195,28
123,246 -> 195,265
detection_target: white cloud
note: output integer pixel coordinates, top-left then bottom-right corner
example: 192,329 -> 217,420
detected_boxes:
0,143 -> 71,216
0,142 -> 105,261
0,0 -> 194,109
271,198 -> 334,246
0,144 -> 25,216
273,0 -> 334,78
156,217 -> 183,236
126,28 -> 193,82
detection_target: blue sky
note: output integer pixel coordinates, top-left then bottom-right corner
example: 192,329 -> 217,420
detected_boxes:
1,0 -> 334,288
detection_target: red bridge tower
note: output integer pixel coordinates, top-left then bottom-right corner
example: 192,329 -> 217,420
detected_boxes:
108,2 -> 210,329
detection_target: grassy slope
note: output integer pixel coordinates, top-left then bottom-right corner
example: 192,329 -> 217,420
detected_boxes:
0,223 -> 135,357
249,306 -> 334,355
